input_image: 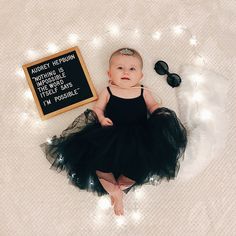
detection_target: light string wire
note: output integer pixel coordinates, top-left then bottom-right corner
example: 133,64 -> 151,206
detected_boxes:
18,25 -> 212,222
20,25 -> 205,109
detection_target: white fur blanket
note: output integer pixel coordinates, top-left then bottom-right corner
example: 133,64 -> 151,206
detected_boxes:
176,64 -> 229,180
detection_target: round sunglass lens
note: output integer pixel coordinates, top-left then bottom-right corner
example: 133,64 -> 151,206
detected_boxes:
167,74 -> 182,87
154,61 -> 169,75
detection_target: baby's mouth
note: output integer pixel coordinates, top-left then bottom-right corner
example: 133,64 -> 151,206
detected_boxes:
121,77 -> 130,80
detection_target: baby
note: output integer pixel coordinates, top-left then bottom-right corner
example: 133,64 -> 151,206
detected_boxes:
93,48 -> 160,215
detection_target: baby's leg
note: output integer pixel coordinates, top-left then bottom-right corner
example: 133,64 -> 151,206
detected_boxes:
117,175 -> 136,191
95,170 -> 117,185
95,170 -> 117,203
96,170 -> 124,215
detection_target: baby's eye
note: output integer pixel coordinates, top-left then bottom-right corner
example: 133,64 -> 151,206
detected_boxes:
117,66 -> 123,69
130,67 -> 136,71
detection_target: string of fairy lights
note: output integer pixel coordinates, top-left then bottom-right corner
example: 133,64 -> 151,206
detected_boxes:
15,24 -> 214,223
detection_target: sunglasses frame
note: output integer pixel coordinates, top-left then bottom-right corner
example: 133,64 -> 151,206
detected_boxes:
154,60 -> 182,87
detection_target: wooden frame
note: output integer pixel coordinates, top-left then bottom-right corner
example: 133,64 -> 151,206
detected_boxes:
22,46 -> 98,120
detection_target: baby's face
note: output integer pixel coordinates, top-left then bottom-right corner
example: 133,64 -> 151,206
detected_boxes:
107,54 -> 143,88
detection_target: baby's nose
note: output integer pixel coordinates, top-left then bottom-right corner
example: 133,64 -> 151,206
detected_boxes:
124,69 -> 129,74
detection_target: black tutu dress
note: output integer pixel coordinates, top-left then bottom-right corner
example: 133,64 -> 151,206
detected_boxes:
40,85 -> 188,196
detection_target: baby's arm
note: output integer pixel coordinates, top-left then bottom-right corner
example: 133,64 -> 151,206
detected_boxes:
93,89 -> 113,126
143,88 -> 159,113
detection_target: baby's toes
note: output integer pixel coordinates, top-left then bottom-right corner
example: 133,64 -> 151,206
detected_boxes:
115,203 -> 124,215
119,206 -> 124,215
113,203 -> 120,215
114,205 -> 119,215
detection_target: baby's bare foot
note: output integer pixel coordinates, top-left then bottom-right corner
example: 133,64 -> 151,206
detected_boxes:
113,189 -> 124,216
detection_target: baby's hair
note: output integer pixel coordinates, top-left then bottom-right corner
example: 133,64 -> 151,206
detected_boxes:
109,48 -> 143,69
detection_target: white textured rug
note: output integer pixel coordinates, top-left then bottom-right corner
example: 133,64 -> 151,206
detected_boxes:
1,1 -> 236,235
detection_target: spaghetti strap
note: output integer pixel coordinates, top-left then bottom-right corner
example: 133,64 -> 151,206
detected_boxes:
107,86 -> 112,95
141,84 -> 144,96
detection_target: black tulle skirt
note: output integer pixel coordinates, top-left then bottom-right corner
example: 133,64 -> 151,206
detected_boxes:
40,107 -> 187,196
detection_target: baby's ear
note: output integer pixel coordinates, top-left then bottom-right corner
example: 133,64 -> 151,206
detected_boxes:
107,70 -> 111,78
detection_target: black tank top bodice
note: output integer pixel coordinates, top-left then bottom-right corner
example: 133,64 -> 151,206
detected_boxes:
104,86 -> 147,126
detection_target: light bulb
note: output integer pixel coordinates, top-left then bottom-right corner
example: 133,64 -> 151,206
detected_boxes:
33,120 -> 41,128
92,37 -> 103,47
68,33 -> 79,44
152,31 -> 161,40
133,29 -> 141,38
47,43 -> 59,53
194,55 -> 206,65
116,216 -> 125,226
190,36 -> 197,46
192,92 -> 204,102
134,188 -> 145,200
25,49 -> 40,60
109,24 -> 120,37
16,68 -> 25,78
190,73 -> 204,84
199,109 -> 213,121
24,90 -> 33,100
173,25 -> 185,35
132,211 -> 142,221
93,212 -> 104,225
98,197 -> 110,210
20,112 -> 29,121
46,138 -> 52,144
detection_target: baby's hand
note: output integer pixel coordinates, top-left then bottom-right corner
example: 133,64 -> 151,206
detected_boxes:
100,117 -> 113,126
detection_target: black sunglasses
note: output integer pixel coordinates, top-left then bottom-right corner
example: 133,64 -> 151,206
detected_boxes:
154,60 -> 182,87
